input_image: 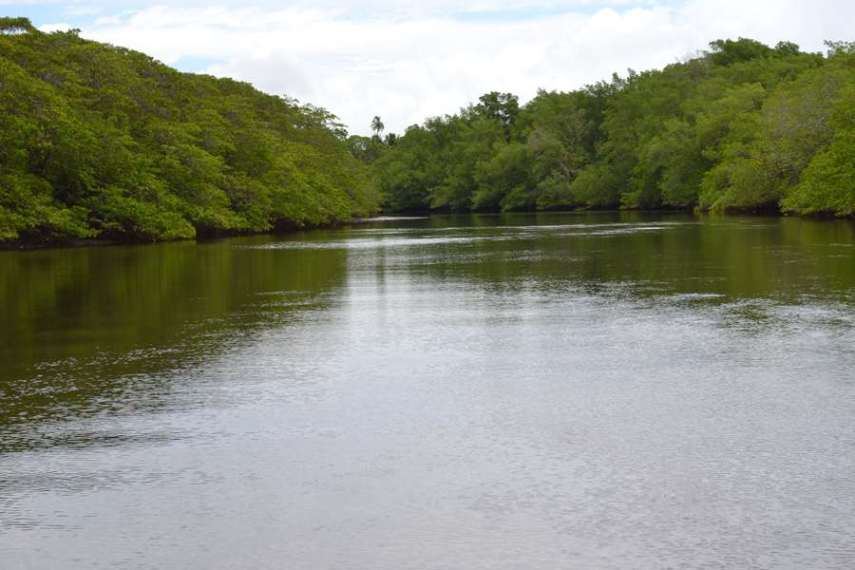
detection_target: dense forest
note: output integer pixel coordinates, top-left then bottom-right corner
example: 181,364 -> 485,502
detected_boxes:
359,38 -> 855,218
2,20 -> 854,246
0,17 -> 379,244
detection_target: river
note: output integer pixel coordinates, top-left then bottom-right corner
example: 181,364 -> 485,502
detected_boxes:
2,212 -> 854,569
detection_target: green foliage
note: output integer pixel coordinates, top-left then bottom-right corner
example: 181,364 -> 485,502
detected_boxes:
783,85 -> 855,215
0,173 -> 92,241
0,17 -> 34,35
0,20 -> 379,244
374,37 -> 853,218
707,38 -> 775,66
825,41 -> 855,57
473,142 -> 530,211
3,25 -> 853,235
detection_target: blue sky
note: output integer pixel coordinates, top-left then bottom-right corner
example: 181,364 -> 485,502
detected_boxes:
1,1 -> 851,134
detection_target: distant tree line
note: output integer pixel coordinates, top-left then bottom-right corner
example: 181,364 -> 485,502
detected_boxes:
360,38 -> 855,217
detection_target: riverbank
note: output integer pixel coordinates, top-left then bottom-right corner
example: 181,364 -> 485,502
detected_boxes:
0,218 -> 352,251
3,208 -> 853,251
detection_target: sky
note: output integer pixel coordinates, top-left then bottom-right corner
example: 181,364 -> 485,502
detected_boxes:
2,1 -> 854,135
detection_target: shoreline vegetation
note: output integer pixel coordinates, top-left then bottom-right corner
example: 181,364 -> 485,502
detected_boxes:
0,18 -> 380,247
362,39 -> 855,221
2,18 -> 854,248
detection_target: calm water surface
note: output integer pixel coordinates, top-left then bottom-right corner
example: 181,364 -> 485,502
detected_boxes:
2,212 -> 855,569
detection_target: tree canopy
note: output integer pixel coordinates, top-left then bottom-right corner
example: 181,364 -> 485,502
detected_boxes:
3,26 -> 854,247
367,38 -> 855,217
0,18 -> 380,244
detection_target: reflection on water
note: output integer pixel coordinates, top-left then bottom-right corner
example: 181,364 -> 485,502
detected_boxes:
0,238 -> 347,440
1,212 -> 855,569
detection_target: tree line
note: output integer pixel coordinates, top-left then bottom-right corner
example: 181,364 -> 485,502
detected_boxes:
0,18 -> 379,244
2,23 -> 854,246
358,38 -> 855,217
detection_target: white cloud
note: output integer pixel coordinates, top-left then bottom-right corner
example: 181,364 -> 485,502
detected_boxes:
39,0 -> 855,134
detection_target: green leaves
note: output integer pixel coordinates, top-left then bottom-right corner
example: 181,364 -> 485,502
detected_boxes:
783,85 -> 855,216
0,174 -> 93,242
4,25 -> 853,243
0,26 -> 379,244
376,38 -> 854,219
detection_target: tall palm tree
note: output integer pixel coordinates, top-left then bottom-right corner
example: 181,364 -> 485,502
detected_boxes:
371,116 -> 385,138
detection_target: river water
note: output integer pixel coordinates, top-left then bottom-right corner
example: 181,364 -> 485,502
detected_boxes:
2,212 -> 855,569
